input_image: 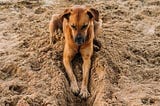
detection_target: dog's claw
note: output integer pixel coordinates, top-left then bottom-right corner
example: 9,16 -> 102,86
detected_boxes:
79,88 -> 90,99
71,82 -> 80,96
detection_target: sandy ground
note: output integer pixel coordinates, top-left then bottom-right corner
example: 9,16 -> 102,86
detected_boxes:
0,0 -> 160,106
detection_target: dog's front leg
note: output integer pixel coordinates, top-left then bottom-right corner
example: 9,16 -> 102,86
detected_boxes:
80,57 -> 91,99
63,47 -> 80,95
80,45 -> 93,99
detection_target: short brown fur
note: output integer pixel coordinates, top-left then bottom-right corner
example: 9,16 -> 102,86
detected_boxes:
49,5 -> 102,99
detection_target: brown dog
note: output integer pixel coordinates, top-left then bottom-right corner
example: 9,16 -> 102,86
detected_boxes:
49,5 -> 102,99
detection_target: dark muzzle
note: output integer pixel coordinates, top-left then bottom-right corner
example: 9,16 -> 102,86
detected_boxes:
75,35 -> 85,45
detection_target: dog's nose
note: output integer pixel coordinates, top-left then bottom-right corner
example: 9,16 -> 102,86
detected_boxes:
75,35 -> 85,45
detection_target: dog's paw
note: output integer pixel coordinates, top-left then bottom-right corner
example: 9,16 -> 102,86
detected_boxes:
71,82 -> 80,96
79,88 -> 90,99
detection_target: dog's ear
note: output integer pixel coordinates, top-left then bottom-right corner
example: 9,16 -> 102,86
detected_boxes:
87,8 -> 99,21
62,9 -> 71,20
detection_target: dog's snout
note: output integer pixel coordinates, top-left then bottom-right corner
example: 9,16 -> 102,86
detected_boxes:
75,34 -> 85,45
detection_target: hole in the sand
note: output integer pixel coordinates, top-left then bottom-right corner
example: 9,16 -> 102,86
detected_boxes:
17,1 -> 41,9
5,101 -> 14,106
71,53 -> 83,81
113,9 -> 128,16
34,7 -> 46,14
133,14 -> 144,21
30,60 -> 41,71
155,25 -> 160,37
53,51 -> 63,61
141,8 -> 159,17
132,49 -> 140,55
9,85 -> 23,94
0,64 -> 17,78
29,57 -> 42,71
141,97 -> 155,105
73,53 -> 82,63
19,40 -> 29,48
148,1 -> 160,6
93,39 -> 101,52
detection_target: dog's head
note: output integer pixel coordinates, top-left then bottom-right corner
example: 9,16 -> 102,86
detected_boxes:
62,5 -> 99,45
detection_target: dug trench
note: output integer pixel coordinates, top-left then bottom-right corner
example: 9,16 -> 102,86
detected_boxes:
0,0 -> 160,106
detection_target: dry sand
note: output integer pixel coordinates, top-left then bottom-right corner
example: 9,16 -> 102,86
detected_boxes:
0,0 -> 160,106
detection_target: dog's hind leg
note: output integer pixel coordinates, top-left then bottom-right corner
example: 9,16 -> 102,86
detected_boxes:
49,14 -> 62,45
49,18 -> 54,45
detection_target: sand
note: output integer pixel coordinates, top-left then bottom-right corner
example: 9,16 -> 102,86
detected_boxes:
0,0 -> 160,106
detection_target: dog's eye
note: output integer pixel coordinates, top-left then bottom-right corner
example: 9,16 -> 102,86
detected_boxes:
81,24 -> 88,30
71,25 -> 77,30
